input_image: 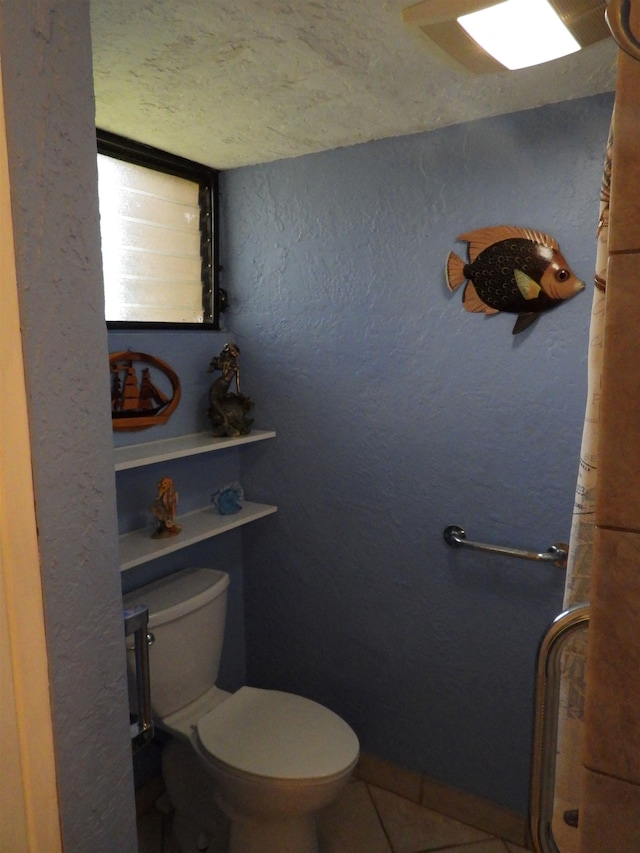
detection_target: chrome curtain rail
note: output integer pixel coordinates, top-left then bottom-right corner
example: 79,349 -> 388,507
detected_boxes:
607,0 -> 640,61
124,604 -> 154,753
529,603 -> 590,853
443,525 -> 568,569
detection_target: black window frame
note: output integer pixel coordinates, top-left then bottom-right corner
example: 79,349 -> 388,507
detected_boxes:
97,128 -> 220,330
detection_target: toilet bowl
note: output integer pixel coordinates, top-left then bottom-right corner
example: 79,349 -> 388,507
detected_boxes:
124,567 -> 359,853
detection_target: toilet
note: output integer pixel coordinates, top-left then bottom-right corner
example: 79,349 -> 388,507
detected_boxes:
124,567 -> 359,853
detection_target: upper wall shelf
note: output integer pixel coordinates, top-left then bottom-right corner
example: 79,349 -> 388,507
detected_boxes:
114,430 -> 276,471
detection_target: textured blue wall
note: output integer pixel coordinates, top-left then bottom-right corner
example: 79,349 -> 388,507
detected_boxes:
221,92 -> 615,814
2,3 -> 137,847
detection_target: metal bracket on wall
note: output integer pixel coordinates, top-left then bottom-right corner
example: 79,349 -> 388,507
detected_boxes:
443,524 -> 568,569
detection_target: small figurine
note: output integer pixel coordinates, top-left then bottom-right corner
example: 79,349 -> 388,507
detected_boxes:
207,343 -> 254,437
212,482 -> 244,515
446,225 -> 584,334
151,476 -> 182,539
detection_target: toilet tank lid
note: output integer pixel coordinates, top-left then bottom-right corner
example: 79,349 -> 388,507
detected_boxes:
123,568 -> 229,627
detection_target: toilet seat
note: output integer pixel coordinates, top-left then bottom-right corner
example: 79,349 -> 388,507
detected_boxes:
196,686 -> 359,780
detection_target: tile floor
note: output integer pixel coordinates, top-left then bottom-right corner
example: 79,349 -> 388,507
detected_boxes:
137,778 -> 530,853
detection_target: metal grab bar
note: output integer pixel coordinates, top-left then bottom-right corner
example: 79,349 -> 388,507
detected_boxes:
529,603 -> 590,853
443,525 -> 568,569
124,605 -> 154,753
606,0 -> 640,62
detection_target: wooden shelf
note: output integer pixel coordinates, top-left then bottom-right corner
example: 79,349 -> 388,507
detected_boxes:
119,501 -> 277,571
114,430 -> 276,471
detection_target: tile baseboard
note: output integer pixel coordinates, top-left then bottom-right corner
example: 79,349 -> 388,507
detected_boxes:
135,751 -> 532,848
354,751 -> 532,850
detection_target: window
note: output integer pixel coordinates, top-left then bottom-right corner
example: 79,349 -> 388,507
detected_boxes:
96,129 -> 220,328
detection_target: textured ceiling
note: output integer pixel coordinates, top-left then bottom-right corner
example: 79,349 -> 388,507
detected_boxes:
90,0 -> 618,169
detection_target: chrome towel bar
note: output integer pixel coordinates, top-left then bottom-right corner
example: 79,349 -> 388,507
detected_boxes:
124,604 -> 154,753
530,603 -> 590,853
443,525 -> 568,569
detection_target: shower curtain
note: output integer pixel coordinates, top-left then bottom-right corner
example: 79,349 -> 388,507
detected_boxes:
551,120 -> 612,853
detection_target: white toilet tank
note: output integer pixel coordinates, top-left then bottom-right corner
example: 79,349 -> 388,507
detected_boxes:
123,568 -> 229,719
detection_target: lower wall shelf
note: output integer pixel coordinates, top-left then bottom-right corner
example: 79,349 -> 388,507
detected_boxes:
119,501 -> 277,571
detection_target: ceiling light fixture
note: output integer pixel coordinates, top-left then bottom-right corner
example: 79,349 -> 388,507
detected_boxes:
402,0 -> 610,74
458,0 -> 580,70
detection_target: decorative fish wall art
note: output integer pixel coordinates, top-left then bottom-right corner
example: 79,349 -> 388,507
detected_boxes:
446,226 -> 585,334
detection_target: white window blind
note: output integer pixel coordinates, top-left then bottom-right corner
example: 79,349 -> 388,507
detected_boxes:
97,154 -> 205,323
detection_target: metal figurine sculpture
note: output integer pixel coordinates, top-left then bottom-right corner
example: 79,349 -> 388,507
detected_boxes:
207,343 -> 254,437
151,476 -> 182,539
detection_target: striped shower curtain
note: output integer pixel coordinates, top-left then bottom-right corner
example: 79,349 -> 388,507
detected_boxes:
551,120 -> 612,852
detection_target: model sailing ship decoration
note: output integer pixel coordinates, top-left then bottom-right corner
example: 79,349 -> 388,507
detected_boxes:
110,351 -> 181,430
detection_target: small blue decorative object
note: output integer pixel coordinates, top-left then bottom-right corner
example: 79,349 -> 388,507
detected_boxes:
212,482 -> 244,515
